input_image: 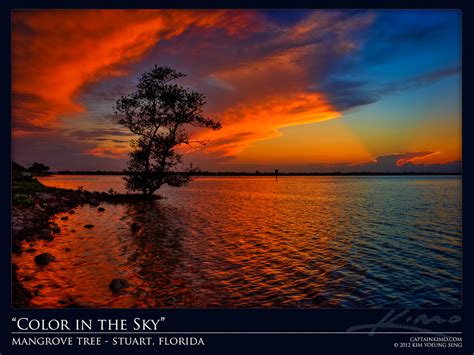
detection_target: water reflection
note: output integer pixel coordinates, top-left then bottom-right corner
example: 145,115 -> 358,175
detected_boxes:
14,176 -> 462,308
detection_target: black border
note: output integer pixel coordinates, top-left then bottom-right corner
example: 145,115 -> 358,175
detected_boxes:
1,1 -> 472,354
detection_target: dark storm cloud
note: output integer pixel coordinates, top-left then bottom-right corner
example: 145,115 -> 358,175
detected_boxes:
318,66 -> 460,111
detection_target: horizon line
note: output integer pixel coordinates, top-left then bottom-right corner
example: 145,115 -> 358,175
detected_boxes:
42,171 -> 462,176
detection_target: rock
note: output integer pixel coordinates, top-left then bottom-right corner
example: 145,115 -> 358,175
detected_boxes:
45,235 -> 55,242
98,207 -> 105,212
68,210 -> 75,214
128,253 -> 139,262
12,240 -> 22,254
25,248 -> 37,253
39,231 -> 54,242
84,224 -> 94,229
131,222 -> 141,232
64,247 -> 71,252
89,199 -> 100,207
23,274 -> 34,281
51,224 -> 61,234
61,216 -> 69,221
34,253 -> 55,266
58,295 -> 76,305
109,278 -> 130,293
37,193 -> 54,202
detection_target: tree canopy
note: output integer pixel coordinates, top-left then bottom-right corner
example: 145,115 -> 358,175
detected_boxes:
115,65 -> 221,196
28,162 -> 50,175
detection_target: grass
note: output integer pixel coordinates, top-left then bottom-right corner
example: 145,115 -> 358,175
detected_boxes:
12,176 -> 160,207
12,176 -> 52,194
12,176 -> 53,207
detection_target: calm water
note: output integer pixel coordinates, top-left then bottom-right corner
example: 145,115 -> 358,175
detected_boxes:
15,175 -> 462,308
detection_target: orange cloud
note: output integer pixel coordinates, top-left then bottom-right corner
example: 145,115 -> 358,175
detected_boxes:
13,10 -> 374,166
373,150 -> 440,167
12,10 -> 261,135
395,151 -> 440,166
86,92 -> 340,160
191,14 -> 372,158
85,145 -> 129,159
193,92 -> 340,157
274,11 -> 375,52
210,46 -> 307,96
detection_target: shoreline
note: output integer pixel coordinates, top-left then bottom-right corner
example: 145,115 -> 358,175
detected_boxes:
11,176 -> 157,308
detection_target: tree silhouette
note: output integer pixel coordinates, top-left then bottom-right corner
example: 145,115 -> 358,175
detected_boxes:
115,66 -> 221,197
28,162 -> 50,175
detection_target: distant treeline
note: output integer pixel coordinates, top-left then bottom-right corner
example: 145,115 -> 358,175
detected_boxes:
13,161 -> 50,176
52,170 -> 461,176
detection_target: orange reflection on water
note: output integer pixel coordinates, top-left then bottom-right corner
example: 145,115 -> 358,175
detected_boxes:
15,176 -> 462,308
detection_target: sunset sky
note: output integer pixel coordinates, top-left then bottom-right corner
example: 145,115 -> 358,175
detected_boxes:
12,10 -> 461,172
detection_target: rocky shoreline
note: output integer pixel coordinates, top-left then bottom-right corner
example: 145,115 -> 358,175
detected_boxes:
12,177 -> 154,307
